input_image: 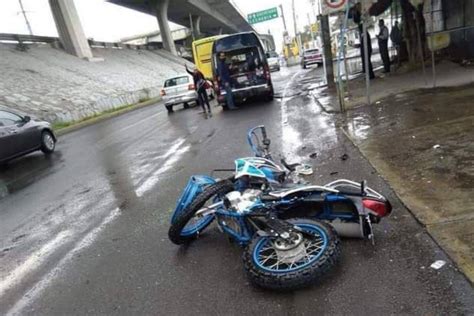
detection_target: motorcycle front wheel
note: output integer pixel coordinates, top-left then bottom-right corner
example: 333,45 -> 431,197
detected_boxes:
242,218 -> 340,290
168,180 -> 234,245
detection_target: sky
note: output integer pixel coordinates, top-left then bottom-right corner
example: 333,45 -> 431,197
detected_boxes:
0,0 -> 318,51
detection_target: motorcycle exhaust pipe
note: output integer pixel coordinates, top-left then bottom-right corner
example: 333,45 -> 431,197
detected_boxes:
327,220 -> 365,239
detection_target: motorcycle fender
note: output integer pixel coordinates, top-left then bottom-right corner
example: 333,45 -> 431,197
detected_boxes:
170,175 -> 217,224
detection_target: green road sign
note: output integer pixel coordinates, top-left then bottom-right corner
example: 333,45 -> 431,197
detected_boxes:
247,7 -> 279,24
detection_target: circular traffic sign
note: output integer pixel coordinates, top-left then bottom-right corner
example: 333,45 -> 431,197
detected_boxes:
325,0 -> 346,9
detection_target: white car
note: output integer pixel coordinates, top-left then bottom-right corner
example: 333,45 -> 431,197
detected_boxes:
160,74 -> 214,113
266,51 -> 280,72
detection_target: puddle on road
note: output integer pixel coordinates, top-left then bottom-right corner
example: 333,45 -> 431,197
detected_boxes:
280,70 -> 339,164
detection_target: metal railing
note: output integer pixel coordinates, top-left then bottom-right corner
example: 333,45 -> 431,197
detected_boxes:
0,33 -> 163,51
0,33 -> 59,44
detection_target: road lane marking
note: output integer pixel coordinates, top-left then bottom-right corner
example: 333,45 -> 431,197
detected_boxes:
0,231 -> 71,298
6,208 -> 121,316
135,138 -> 190,197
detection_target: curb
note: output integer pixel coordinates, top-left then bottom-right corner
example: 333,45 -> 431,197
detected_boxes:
310,91 -> 339,114
55,97 -> 161,137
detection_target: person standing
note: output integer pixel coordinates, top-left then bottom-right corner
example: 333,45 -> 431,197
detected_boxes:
377,19 -> 390,73
390,21 -> 402,67
185,64 -> 212,117
359,25 -> 375,79
352,5 -> 374,79
217,52 -> 238,110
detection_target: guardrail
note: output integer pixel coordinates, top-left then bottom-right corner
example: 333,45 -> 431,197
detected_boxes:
0,33 -> 59,44
0,33 -> 162,51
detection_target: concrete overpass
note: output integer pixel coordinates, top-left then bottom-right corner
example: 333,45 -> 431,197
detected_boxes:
108,0 -> 254,55
44,0 -> 253,61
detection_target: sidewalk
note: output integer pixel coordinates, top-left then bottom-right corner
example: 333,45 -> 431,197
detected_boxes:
312,60 -> 474,112
337,80 -> 474,283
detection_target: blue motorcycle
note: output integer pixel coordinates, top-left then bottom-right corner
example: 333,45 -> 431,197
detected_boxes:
168,126 -> 391,290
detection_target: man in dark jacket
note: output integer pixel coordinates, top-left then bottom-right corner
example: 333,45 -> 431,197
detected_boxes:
390,21 -> 402,66
377,19 -> 390,73
185,64 -> 212,116
359,25 -> 375,79
352,5 -> 375,79
217,52 -> 237,110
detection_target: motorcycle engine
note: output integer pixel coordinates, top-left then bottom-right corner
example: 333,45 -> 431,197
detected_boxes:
225,189 -> 262,214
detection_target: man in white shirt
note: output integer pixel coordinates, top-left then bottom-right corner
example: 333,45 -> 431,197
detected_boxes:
377,19 -> 390,73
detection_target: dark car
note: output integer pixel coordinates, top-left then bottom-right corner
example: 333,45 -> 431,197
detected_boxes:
0,107 -> 56,163
301,48 -> 323,69
212,32 -> 274,107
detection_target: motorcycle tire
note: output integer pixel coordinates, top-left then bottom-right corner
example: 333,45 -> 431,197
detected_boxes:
242,218 -> 340,291
168,180 -> 234,245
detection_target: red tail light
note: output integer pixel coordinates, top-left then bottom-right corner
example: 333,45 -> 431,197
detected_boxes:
188,83 -> 195,90
363,198 -> 392,217
264,66 -> 271,80
160,89 -> 166,96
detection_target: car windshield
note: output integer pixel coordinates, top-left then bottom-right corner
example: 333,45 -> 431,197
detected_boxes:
266,51 -> 278,58
164,76 -> 189,87
304,49 -> 319,55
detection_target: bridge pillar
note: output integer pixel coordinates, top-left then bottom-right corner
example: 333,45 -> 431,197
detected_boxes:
191,15 -> 201,39
156,0 -> 177,56
49,0 -> 93,59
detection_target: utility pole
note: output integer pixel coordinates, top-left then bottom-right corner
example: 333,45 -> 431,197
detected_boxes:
320,14 -> 334,88
279,4 -> 288,31
279,4 -> 293,59
292,0 -> 298,37
18,0 -> 33,35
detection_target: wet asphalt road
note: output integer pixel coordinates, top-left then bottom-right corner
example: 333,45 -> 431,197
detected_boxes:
1,66 -> 473,315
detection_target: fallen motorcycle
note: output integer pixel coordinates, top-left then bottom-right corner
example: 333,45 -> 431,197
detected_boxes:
168,126 -> 391,290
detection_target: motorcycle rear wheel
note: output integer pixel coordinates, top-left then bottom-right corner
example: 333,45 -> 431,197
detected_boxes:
168,180 -> 234,245
242,218 -> 340,290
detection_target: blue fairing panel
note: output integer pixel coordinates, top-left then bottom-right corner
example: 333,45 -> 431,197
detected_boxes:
171,175 -> 216,224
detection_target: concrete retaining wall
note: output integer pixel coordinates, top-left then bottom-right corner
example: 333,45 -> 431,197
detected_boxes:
0,44 -> 193,123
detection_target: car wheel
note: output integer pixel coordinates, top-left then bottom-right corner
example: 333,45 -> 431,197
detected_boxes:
40,130 -> 55,154
265,88 -> 274,102
166,105 -> 173,113
183,102 -> 190,109
302,63 -> 307,69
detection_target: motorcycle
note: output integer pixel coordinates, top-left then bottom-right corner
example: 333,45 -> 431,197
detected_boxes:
242,125 -> 392,242
168,126 -> 391,290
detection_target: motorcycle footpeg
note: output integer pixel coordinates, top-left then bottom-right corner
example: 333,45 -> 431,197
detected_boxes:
256,230 -> 275,237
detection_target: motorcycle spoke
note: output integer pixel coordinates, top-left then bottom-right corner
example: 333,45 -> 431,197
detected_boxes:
255,230 -> 326,271
259,252 -> 278,265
